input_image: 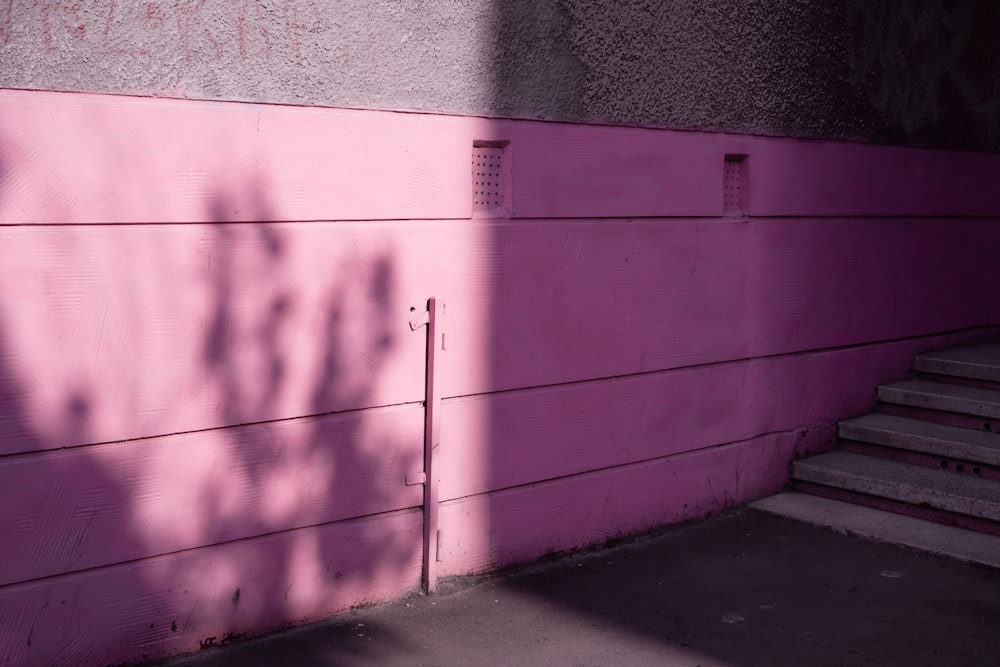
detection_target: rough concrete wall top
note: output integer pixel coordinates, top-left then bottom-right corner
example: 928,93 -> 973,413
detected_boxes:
2,0 -> 998,151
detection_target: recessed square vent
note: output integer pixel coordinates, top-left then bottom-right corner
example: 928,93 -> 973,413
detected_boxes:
472,142 -> 509,216
724,154 -> 748,215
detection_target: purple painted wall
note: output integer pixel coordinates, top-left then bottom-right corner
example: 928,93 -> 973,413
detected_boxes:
2,89 -> 1000,665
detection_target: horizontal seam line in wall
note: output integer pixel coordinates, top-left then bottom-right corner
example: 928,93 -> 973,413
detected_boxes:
441,323 -> 1000,403
2,215 -> 996,227
0,216 -> 732,227
0,505 -> 423,593
0,399 -> 424,462
0,218 -> 474,227
746,214 -> 1000,221
496,215 -> 1000,222
439,422 -> 829,505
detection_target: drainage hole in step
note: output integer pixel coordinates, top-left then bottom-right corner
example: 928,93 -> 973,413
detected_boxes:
940,460 -> 948,469
956,464 -> 965,473
973,466 -> 981,476
985,422 -> 992,431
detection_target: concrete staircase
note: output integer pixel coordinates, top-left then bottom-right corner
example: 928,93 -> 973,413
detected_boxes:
752,342 -> 1000,569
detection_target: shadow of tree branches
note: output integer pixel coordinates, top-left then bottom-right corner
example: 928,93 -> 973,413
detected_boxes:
0,136 -> 421,665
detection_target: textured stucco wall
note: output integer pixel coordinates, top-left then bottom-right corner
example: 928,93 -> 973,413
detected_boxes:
1,0 -> 998,150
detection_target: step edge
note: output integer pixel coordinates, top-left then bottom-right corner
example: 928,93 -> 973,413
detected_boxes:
749,492 -> 1000,570
791,457 -> 1000,521
792,452 -> 1000,496
879,379 -> 1000,402
840,412 -> 993,433
877,384 -> 1000,418
915,356 -> 1000,382
837,421 -> 1000,467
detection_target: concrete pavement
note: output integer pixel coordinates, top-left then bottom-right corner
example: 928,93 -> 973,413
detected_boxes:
154,508 -> 1000,666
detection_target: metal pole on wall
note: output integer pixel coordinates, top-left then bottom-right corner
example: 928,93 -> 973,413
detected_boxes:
408,297 -> 444,594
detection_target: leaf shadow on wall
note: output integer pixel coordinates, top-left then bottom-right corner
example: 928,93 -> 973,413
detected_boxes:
0,151 -> 422,665
0,141 -> 158,664
188,188 -> 424,649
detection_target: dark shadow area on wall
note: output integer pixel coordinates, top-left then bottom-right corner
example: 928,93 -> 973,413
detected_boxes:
487,0 -> 586,120
843,0 -> 1000,149
0,138 -> 143,664
0,319 -> 148,664
484,0 -> 1000,151
176,190 -> 420,658
477,1 -> 1000,666
0,127 -> 420,665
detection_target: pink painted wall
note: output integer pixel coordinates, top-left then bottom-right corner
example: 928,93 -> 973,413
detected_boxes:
2,89 -> 1000,665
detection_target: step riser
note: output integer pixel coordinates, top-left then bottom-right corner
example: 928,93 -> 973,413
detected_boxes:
879,397 -> 1000,424
880,403 -> 1000,434
914,347 -> 1000,384
841,441 -> 1000,482
915,372 -> 1000,392
791,481 -> 1000,538
792,454 -> 1000,521
878,380 -> 1000,421
839,415 -> 1000,468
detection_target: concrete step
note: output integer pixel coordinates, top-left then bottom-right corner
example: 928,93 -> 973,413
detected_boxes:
878,379 -> 1000,421
750,492 -> 1000,570
915,343 -> 1000,383
791,451 -> 1000,522
839,414 -> 1000,468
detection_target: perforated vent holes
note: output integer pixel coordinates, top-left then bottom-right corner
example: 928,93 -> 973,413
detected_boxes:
724,154 -> 747,214
472,143 -> 507,215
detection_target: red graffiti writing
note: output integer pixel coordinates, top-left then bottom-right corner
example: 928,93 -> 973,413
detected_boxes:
282,0 -> 320,60
39,0 -> 53,50
0,0 -> 13,44
30,0 -> 322,62
237,0 -> 271,61
38,0 -> 87,49
141,2 -> 165,30
62,1 -> 85,40
175,0 -> 222,63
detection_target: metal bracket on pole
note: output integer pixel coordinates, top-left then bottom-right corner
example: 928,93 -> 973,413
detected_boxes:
405,472 -> 427,486
409,297 -> 444,594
